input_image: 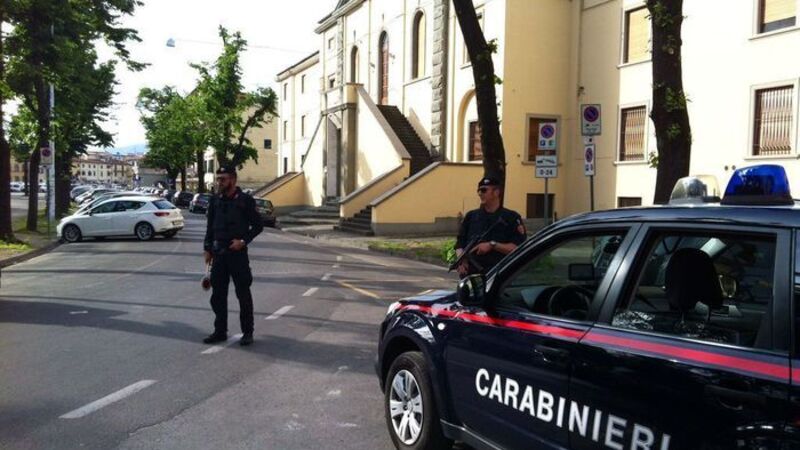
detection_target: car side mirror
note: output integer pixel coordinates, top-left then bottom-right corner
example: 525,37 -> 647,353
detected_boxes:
458,274 -> 487,307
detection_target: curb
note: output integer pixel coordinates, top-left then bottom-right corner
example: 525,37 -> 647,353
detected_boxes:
0,240 -> 62,269
365,247 -> 448,268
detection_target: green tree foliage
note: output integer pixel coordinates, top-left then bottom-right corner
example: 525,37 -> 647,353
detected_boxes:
136,87 -> 200,186
192,27 -> 277,168
3,0 -> 142,231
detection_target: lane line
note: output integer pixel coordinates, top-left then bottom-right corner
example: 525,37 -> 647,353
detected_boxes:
60,380 -> 157,419
265,305 -> 295,320
335,280 -> 380,299
302,287 -> 319,297
69,310 -> 88,315
331,264 -> 340,269
336,256 -> 343,262
201,334 -> 244,355
321,273 -> 332,281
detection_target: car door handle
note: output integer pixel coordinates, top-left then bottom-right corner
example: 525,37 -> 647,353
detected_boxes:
705,385 -> 766,410
533,344 -> 570,362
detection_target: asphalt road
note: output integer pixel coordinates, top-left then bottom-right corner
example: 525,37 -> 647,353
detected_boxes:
10,192 -> 46,220
0,213 -> 456,449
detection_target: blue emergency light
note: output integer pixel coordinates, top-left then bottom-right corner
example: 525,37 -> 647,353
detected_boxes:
721,165 -> 794,206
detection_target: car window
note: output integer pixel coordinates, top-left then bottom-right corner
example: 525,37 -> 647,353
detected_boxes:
118,201 -> 145,211
496,232 -> 627,320
92,201 -> 118,214
153,200 -> 175,210
612,231 -> 777,349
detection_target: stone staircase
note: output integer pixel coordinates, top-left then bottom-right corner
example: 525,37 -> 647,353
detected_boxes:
277,197 -> 340,228
377,105 -> 433,175
336,205 -> 374,236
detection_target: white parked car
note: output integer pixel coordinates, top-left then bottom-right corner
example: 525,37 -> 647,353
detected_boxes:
10,182 -> 24,193
57,196 -> 184,243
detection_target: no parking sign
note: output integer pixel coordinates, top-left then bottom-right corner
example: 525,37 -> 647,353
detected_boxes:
581,104 -> 601,136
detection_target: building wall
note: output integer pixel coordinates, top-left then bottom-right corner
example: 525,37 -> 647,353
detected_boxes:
236,118 -> 279,189
277,53 -> 322,176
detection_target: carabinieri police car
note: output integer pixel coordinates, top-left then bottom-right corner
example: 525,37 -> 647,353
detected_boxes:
376,165 -> 800,450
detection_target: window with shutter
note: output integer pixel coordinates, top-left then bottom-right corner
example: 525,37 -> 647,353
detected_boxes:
624,7 -> 650,64
468,121 -> 483,161
760,0 -> 797,33
753,85 -> 794,156
619,106 -> 647,161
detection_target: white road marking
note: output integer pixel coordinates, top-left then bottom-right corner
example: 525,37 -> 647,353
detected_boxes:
201,334 -> 244,354
321,273 -> 332,281
59,380 -> 157,419
336,255 -> 343,262
331,264 -> 340,269
302,287 -> 318,297
69,311 -> 88,315
265,305 -> 294,320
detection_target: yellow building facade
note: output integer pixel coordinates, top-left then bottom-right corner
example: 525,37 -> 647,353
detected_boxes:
270,0 -> 800,235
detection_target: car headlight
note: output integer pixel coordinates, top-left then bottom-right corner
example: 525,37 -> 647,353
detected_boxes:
386,301 -> 401,317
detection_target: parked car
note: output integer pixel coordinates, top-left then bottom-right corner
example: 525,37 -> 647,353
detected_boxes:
376,165 -> 800,450
10,182 -> 24,193
76,192 -> 149,215
77,188 -> 116,205
172,191 -> 195,208
254,198 -> 276,227
189,193 -> 211,214
58,196 -> 184,242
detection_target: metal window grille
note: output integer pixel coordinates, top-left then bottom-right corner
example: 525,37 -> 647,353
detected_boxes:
753,85 -> 794,156
619,106 -> 647,161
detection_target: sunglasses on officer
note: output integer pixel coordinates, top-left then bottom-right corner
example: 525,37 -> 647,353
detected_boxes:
477,186 -> 497,194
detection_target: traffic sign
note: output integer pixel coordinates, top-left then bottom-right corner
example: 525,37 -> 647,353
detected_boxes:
584,144 -> 596,176
581,104 -> 602,136
538,122 -> 557,151
40,147 -> 53,165
535,155 -> 557,167
535,166 -> 558,179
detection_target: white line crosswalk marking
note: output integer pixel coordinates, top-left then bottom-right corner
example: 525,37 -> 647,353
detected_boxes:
265,305 -> 294,320
60,380 -> 157,419
201,334 -> 244,355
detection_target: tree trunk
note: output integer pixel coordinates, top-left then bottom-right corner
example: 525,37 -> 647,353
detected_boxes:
55,150 -> 71,218
647,0 -> 692,204
196,150 -> 206,193
452,0 -> 506,188
0,18 -> 13,241
27,78 -> 50,232
22,159 -> 29,194
180,166 -> 187,191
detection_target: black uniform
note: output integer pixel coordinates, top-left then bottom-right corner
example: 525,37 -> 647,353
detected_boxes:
203,187 -> 264,336
456,207 -> 526,274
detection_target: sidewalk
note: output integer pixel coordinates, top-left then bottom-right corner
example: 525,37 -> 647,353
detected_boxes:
279,225 -> 454,267
0,216 -> 61,268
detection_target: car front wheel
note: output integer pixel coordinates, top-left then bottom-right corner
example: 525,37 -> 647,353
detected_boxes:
62,224 -> 82,243
385,352 -> 451,450
135,222 -> 155,241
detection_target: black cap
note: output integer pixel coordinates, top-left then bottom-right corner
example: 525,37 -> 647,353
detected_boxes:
477,177 -> 500,188
216,165 -> 237,177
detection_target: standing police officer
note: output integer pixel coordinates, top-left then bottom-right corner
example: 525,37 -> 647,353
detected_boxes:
456,177 -> 527,277
203,166 -> 264,346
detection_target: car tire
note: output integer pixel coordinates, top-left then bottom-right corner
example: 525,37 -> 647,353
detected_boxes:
62,224 -> 82,243
135,222 -> 155,241
163,230 -> 177,239
385,352 -> 452,450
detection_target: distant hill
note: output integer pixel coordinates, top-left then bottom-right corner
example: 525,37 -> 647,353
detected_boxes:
101,143 -> 148,155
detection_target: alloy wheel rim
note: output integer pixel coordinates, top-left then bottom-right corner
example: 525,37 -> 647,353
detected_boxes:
65,226 -> 78,241
389,369 -> 423,445
137,224 -> 152,239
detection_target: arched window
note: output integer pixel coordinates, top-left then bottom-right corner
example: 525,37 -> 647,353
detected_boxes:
350,46 -> 359,83
411,11 -> 426,79
378,32 -> 389,105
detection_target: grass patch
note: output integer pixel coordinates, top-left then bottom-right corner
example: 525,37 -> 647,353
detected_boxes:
0,241 -> 32,252
12,211 -> 56,236
368,238 -> 456,265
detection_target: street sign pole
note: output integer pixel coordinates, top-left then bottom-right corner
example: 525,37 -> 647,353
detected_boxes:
590,175 -> 594,211
544,178 -> 550,226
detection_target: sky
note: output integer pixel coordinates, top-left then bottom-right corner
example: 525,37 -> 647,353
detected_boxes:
99,0 -> 335,152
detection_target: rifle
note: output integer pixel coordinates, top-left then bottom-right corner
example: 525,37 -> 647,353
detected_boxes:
448,216 -> 507,272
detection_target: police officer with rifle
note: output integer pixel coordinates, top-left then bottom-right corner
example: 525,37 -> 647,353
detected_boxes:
454,177 -> 527,277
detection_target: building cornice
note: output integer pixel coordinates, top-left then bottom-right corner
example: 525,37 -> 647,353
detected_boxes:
275,51 -> 321,82
314,0 -> 365,34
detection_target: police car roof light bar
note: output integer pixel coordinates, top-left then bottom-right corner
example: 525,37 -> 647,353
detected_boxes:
721,164 -> 794,206
669,175 -> 721,205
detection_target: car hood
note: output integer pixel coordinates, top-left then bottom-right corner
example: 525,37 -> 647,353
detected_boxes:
397,289 -> 457,306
